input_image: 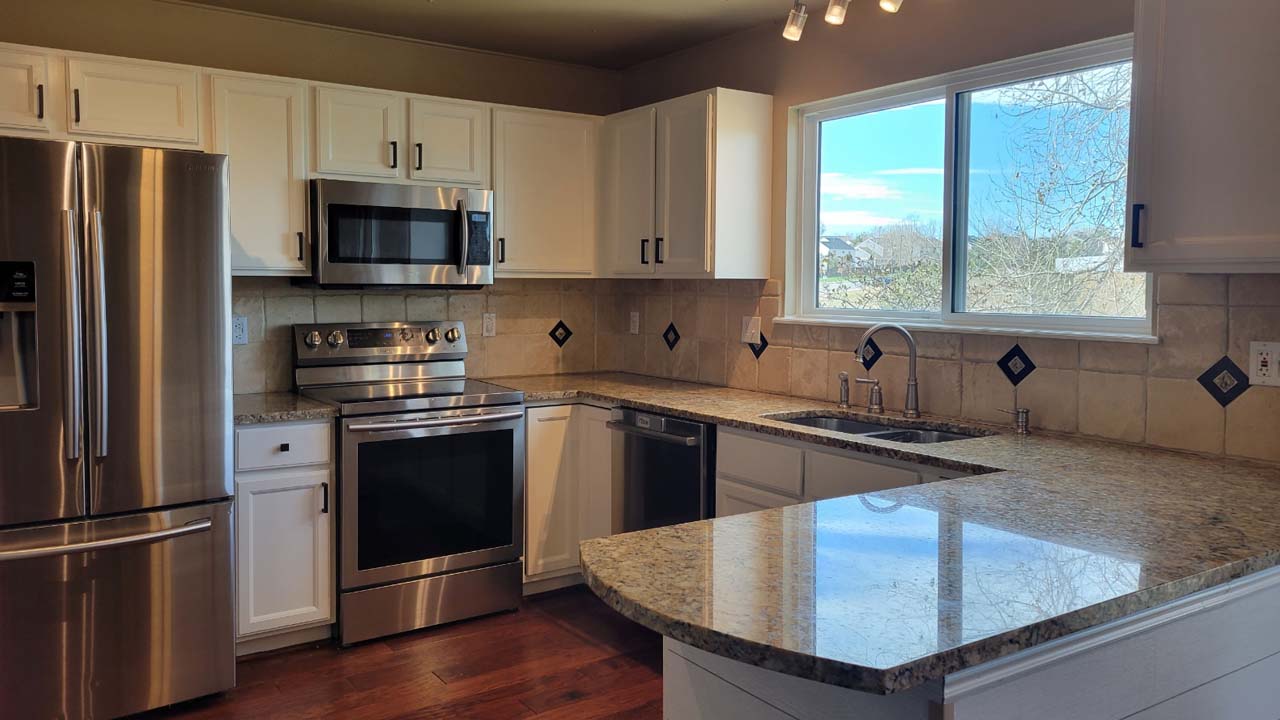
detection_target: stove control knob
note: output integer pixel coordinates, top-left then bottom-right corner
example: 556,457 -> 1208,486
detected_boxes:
400,328 -> 413,342
327,330 -> 345,348
425,327 -> 441,344
303,330 -> 322,349
444,327 -> 461,344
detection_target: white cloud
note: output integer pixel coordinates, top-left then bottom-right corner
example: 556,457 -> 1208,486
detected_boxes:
874,167 -> 943,176
819,210 -> 902,230
820,173 -> 901,200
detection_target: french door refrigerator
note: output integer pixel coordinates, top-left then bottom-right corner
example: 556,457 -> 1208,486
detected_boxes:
0,137 -> 234,719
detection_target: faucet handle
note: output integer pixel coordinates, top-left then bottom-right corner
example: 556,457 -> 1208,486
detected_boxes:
856,377 -> 884,414
998,407 -> 1031,435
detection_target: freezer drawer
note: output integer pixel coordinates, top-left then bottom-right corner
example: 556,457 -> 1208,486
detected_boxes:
0,502 -> 234,719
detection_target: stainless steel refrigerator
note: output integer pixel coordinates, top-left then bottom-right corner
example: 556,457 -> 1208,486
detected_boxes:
0,137 -> 234,719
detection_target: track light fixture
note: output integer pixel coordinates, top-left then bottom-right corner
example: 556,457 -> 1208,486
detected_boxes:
784,0 -> 903,41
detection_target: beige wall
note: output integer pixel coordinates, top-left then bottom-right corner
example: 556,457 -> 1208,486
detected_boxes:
1,0 -> 619,114
621,0 -> 1133,277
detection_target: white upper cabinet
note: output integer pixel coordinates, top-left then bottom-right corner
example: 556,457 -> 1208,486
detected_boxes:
66,57 -> 199,143
212,75 -> 309,276
602,106 -> 656,275
1125,0 -> 1280,273
600,88 -> 771,279
0,49 -> 50,132
314,85 -> 403,178
493,108 -> 596,275
409,97 -> 490,186
656,92 -> 713,275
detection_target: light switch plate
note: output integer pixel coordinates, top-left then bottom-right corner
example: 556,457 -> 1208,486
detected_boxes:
741,316 -> 761,345
231,315 -> 249,346
1250,341 -> 1280,387
629,311 -> 640,335
482,313 -> 496,337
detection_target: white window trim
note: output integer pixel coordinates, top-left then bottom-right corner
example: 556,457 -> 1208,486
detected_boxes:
786,34 -> 1155,342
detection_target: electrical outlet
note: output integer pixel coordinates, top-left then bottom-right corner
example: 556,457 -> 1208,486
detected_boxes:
741,316 -> 761,345
231,315 -> 249,346
629,311 -> 640,335
482,313 -> 496,337
1250,341 -> 1280,387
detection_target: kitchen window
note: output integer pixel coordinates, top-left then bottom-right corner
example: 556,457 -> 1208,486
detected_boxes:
792,37 -> 1152,339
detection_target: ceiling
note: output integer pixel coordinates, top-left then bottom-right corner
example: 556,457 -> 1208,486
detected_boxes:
179,0 -> 789,69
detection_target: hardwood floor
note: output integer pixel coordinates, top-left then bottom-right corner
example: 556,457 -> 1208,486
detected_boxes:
135,587 -> 661,720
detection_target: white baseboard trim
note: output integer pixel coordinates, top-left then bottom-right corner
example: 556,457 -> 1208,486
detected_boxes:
235,623 -> 333,657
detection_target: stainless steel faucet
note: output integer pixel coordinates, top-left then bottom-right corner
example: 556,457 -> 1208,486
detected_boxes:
855,323 -> 920,418
838,371 -> 850,408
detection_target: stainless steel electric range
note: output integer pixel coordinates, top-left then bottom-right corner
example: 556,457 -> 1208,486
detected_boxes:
293,321 -> 524,645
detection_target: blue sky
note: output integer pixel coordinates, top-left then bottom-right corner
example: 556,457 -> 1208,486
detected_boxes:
817,62 -> 1132,238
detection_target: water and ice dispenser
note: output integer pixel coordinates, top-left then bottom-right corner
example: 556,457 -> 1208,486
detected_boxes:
0,261 -> 37,410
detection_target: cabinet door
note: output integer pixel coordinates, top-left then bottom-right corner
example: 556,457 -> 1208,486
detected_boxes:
1125,0 -> 1280,272
803,450 -> 919,501
409,97 -> 490,186
715,477 -> 796,518
655,92 -> 712,276
66,58 -> 199,143
314,86 -> 403,178
525,406 -> 580,576
235,467 -> 332,637
212,75 -> 309,276
0,50 -> 50,131
576,405 -> 615,541
602,106 -> 656,275
494,109 -> 596,274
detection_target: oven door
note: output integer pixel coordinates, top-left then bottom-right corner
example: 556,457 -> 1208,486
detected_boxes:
313,179 -> 493,286
340,405 -> 523,590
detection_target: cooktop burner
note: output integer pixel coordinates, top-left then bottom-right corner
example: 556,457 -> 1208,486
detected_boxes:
301,378 -> 523,416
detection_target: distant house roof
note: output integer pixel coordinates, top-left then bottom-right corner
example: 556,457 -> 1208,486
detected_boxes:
820,235 -> 858,252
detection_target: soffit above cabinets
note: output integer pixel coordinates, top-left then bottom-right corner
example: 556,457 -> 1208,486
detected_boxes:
179,0 -> 784,69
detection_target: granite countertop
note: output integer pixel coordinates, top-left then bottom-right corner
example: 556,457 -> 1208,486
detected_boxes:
233,392 -> 337,425
488,372 -> 1280,695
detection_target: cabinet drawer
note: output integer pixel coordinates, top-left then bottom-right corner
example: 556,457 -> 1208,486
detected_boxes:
236,423 -> 332,471
717,429 -> 803,496
715,477 -> 798,518
804,451 -> 919,501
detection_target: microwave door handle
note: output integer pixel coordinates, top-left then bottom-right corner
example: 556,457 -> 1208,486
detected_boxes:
456,198 -> 469,277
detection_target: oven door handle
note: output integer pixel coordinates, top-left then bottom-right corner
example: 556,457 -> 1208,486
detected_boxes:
348,410 -> 524,433
605,421 -> 700,447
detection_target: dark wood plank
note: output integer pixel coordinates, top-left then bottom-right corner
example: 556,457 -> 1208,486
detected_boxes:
130,586 -> 661,720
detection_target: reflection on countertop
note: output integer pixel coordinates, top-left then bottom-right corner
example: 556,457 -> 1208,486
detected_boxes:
482,372 -> 1280,695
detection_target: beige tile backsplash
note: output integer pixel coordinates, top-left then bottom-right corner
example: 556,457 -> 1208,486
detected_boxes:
233,273 -> 1280,465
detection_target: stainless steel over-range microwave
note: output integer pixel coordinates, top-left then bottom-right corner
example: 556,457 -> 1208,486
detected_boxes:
310,178 -> 494,287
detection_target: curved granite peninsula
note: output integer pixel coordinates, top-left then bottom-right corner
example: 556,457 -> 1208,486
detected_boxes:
531,375 -> 1280,719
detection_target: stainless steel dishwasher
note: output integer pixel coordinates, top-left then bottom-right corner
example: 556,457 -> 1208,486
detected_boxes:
607,408 -> 715,532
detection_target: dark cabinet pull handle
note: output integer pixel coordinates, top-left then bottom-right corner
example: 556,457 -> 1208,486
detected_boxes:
279,442 -> 290,452
497,237 -> 506,263
321,482 -> 329,514
655,237 -> 664,264
1130,203 -> 1145,248
73,88 -> 81,124
296,231 -> 305,261
389,141 -> 398,169
415,142 -> 423,171
36,84 -> 44,120
641,238 -> 649,265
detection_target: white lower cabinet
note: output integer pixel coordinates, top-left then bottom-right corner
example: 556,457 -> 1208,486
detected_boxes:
524,404 -> 614,585
234,421 -> 334,640
714,427 -> 932,518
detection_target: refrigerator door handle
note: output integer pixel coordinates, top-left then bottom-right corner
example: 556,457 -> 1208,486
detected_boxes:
0,517 -> 212,562
62,208 -> 83,460
90,209 -> 108,459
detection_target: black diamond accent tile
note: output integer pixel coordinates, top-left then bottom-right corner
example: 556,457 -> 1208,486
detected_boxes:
749,333 -> 769,359
996,344 -> 1037,386
859,337 -> 883,371
663,323 -> 681,351
1198,356 -> 1250,407
548,320 -> 573,348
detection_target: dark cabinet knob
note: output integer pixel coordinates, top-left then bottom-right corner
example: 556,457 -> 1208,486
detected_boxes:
280,443 -> 290,452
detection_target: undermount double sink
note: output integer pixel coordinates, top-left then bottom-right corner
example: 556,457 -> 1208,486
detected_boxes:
776,414 -> 981,444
